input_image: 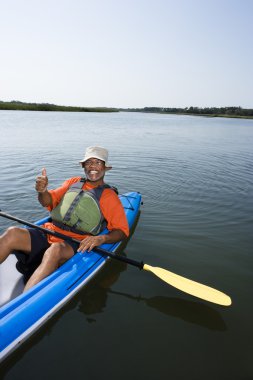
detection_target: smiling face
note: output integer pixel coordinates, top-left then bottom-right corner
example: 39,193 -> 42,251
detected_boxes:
83,158 -> 108,184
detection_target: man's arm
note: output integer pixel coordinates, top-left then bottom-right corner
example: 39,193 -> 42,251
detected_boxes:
38,191 -> 53,207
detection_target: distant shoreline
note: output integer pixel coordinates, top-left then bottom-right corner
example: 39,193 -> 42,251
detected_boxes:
0,101 -> 253,119
0,101 -> 118,113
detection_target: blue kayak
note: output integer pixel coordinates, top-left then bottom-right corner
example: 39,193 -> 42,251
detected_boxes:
0,191 -> 142,362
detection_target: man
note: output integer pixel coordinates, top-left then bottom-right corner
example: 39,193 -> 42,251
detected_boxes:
0,146 -> 129,292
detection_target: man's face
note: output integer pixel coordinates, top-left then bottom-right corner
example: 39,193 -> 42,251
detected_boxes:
83,158 -> 107,182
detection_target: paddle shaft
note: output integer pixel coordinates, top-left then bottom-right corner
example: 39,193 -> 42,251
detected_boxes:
0,210 -> 144,269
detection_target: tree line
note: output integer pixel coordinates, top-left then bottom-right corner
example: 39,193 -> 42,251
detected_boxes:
124,106 -> 253,118
0,101 -> 252,118
0,100 -> 118,113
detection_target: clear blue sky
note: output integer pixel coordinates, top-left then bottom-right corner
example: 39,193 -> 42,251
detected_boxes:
1,0 -> 252,108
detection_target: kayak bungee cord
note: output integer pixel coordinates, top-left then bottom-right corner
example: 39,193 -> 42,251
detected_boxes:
0,210 -> 232,306
120,193 -> 136,210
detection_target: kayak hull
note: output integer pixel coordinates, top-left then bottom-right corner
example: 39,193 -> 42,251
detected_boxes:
0,192 -> 141,362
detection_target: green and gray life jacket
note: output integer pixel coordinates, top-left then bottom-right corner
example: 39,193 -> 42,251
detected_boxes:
51,178 -> 117,236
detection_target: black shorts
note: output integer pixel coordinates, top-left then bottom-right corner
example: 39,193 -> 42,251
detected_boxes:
13,228 -> 79,280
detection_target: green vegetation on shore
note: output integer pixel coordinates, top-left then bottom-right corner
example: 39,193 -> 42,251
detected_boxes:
0,100 -> 118,113
121,106 -> 253,119
0,101 -> 252,118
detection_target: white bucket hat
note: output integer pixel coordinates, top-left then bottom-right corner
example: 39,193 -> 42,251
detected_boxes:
79,146 -> 112,169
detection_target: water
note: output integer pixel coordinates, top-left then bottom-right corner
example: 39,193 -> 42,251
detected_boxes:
0,111 -> 253,379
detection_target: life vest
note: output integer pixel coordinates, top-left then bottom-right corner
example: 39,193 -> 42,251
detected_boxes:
51,178 -> 117,236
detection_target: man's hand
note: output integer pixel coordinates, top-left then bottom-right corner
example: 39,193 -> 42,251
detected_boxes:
77,229 -> 127,253
36,168 -> 48,193
36,168 -> 52,207
78,235 -> 106,253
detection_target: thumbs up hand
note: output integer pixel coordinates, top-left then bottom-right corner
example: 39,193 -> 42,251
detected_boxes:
35,168 -> 49,193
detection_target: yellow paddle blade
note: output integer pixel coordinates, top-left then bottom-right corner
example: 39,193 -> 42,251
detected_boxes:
143,264 -> 232,306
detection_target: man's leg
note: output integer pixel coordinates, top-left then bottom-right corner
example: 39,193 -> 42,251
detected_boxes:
0,227 -> 31,264
23,242 -> 75,292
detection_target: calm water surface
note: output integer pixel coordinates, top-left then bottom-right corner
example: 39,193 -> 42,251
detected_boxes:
0,111 -> 253,379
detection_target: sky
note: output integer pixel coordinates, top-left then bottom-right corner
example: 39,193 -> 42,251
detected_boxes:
0,0 -> 252,108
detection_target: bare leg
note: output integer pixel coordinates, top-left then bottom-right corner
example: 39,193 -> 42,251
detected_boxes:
24,241 -> 75,292
0,227 -> 31,264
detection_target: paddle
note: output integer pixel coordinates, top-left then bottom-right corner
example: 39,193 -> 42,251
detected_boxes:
0,210 -> 232,306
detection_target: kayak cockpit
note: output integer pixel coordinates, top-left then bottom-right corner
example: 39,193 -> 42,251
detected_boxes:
0,255 -> 25,307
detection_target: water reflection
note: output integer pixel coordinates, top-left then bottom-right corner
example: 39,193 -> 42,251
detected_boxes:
110,291 -> 227,331
77,257 -> 227,331
77,258 -> 127,322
